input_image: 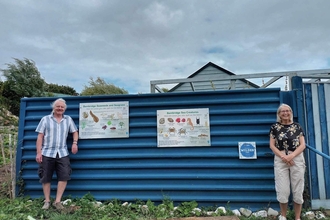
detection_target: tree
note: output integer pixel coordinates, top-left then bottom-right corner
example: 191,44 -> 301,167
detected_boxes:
80,77 -> 128,96
45,83 -> 78,96
161,87 -> 169,92
0,81 -> 16,125
1,58 -> 46,116
1,81 -> 22,116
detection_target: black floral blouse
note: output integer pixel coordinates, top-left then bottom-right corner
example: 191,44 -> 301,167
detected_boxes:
269,122 -> 305,155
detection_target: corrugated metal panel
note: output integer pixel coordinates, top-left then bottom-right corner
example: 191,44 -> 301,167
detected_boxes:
16,88 -> 281,211
303,82 -> 330,209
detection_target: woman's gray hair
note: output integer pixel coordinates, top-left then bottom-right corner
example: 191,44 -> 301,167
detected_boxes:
276,103 -> 293,123
51,98 -> 67,114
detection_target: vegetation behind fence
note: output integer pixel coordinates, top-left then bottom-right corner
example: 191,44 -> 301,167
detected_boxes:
0,126 -> 18,199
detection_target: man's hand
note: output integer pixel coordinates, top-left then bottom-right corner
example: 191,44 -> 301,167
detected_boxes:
72,144 -> 78,154
36,153 -> 42,163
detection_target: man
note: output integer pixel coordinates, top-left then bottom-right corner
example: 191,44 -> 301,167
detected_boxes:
35,98 -> 78,210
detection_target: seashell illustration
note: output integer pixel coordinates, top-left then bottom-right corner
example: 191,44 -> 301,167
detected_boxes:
167,118 -> 174,122
82,112 -> 88,118
159,118 -> 165,124
89,110 -> 99,123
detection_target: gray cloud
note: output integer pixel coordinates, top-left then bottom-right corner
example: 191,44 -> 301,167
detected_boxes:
1,0 -> 330,93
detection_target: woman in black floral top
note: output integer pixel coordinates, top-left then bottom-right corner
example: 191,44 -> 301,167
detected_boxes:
269,104 -> 306,220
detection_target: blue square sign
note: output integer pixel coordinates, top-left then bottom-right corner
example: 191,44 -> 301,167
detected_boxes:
238,142 -> 257,159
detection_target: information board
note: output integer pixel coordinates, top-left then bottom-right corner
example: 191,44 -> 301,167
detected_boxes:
157,108 -> 210,147
79,101 -> 129,139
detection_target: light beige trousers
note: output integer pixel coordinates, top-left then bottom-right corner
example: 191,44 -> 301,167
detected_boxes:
274,152 -> 305,204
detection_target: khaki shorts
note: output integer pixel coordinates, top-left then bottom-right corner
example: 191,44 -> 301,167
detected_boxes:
274,151 -> 305,204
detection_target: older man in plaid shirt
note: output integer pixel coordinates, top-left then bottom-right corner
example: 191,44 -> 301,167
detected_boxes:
35,98 -> 79,210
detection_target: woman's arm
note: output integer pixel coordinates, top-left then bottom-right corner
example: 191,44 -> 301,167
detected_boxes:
287,135 -> 306,160
269,137 -> 284,157
270,137 -> 293,164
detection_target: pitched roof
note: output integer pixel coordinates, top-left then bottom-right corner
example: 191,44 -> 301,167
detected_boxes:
169,62 -> 259,92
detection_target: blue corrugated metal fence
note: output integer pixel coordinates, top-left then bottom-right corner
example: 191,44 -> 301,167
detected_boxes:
17,88 -> 286,210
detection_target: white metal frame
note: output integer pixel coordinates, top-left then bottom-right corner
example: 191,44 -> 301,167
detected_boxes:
150,69 -> 330,93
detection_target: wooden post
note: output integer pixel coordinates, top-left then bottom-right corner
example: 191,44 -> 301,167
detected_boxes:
0,134 -> 6,170
8,134 -> 12,199
10,134 -> 16,199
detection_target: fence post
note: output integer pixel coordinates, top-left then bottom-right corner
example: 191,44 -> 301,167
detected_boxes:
10,134 -> 16,199
0,134 -> 7,173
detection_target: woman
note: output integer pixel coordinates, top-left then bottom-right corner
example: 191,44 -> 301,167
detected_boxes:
269,104 -> 306,220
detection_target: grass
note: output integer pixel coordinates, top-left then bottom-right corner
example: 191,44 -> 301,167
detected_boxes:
0,193 -> 329,220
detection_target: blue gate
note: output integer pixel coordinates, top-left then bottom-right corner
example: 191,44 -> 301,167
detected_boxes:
301,79 -> 330,209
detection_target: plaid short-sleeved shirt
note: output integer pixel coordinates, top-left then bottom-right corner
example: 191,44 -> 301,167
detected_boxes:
36,114 -> 78,158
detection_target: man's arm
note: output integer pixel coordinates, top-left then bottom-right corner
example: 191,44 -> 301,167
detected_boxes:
71,131 -> 79,154
36,133 -> 44,163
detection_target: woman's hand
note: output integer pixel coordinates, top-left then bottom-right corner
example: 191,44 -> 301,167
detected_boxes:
287,160 -> 295,166
280,154 -> 295,166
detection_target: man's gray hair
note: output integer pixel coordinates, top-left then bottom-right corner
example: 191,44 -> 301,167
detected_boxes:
51,98 -> 67,114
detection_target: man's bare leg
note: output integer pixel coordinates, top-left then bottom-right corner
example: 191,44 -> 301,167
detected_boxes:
55,181 -> 67,203
42,183 -> 51,202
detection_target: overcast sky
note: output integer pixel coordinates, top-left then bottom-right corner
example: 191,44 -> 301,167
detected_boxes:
1,0 -> 330,94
